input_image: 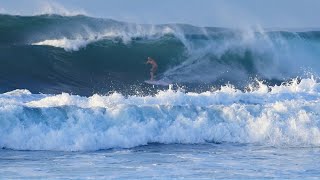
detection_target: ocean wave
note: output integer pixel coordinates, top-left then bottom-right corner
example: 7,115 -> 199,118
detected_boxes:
1,14 -> 320,95
1,78 -> 320,151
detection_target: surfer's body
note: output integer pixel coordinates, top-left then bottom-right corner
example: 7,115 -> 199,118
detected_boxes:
146,57 -> 158,81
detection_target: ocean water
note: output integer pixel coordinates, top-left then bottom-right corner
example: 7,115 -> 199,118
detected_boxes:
1,14 -> 320,179
1,144 -> 320,179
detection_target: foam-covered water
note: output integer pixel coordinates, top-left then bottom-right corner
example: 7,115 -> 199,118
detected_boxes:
1,78 -> 320,151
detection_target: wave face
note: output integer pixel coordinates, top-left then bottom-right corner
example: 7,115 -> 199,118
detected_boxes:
1,78 -> 320,151
1,14 -> 320,95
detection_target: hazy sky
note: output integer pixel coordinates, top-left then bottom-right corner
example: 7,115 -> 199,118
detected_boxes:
1,0 -> 320,28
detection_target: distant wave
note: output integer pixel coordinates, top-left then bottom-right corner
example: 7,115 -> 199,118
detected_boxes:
1,14 -> 320,95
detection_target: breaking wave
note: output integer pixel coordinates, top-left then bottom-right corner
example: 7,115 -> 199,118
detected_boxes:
1,14 -> 320,95
1,78 -> 320,151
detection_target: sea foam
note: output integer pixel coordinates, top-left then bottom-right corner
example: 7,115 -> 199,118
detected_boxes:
32,26 -> 174,51
1,78 -> 320,151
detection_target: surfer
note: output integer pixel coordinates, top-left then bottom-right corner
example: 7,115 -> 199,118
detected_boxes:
146,57 -> 158,81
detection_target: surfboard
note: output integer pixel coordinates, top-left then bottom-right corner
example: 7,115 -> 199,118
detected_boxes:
144,80 -> 170,86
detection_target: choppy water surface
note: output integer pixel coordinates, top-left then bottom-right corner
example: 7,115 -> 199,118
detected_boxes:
1,144 -> 319,179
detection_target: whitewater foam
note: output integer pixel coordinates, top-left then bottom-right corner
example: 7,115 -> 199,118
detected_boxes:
1,78 -> 320,151
32,38 -> 93,51
32,25 -> 174,51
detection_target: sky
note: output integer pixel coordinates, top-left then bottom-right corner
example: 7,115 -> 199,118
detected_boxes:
1,0 -> 320,28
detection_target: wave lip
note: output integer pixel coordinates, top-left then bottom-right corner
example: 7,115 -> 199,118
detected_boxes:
30,25 -> 175,51
1,78 -> 320,151
32,38 -> 94,51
